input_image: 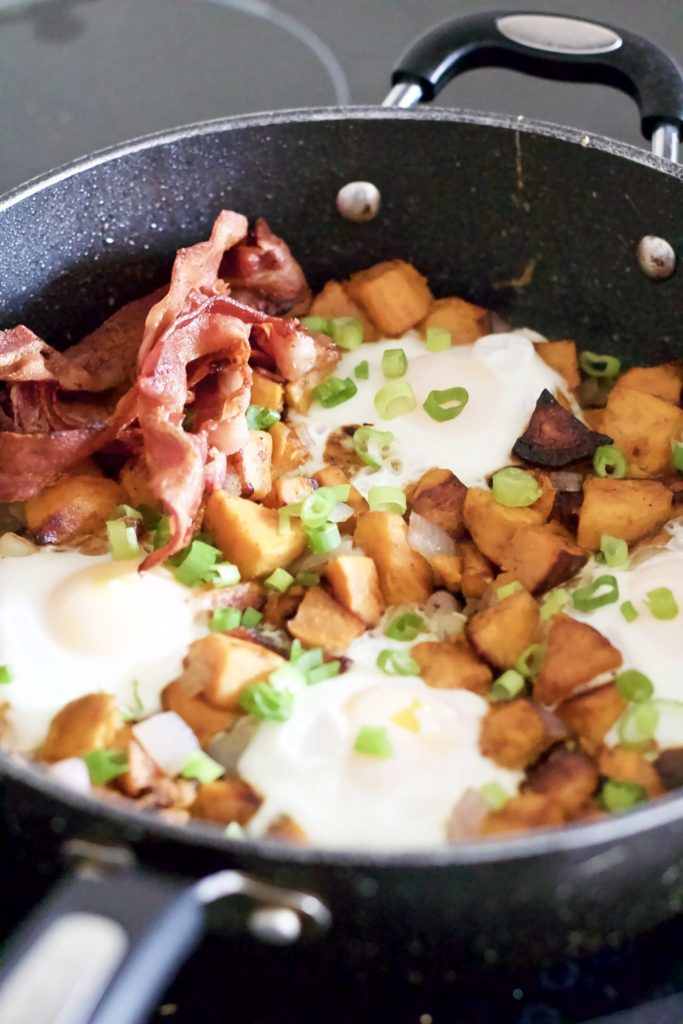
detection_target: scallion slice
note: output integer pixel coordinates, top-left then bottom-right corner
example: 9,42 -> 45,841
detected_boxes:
246,405 -> 281,430
107,519 -> 140,561
617,701 -> 659,745
384,612 -> 425,642
82,748 -> 129,786
354,725 -> 393,758
381,347 -> 408,379
376,649 -> 419,676
540,588 -> 571,620
593,444 -> 628,479
497,581 -> 524,601
313,376 -> 358,408
425,327 -> 452,352
367,486 -> 407,515
307,522 -> 342,554
673,440 -> 683,472
180,750 -> 225,783
490,669 -> 525,702
515,643 -> 546,679
479,782 -> 511,811
615,669 -> 654,704
620,600 -> 638,623
374,379 -> 417,420
300,316 -> 332,335
204,562 -> 241,587
300,485 -> 350,529
491,467 -> 542,508
241,607 -> 263,628
173,540 -> 222,587
289,640 -> 323,673
355,360 -> 370,380
645,586 -> 679,620
598,534 -> 629,568
572,574 -> 619,612
307,660 -> 342,685
352,426 -> 394,468
599,779 -> 647,812
240,682 -> 295,721
0,665 -> 13,684
224,821 -> 246,840
330,316 -> 364,351
423,386 -> 469,422
209,607 -> 242,633
264,568 -> 295,593
295,571 -> 321,588
110,504 -> 143,521
269,662 -> 307,694
579,351 -> 621,378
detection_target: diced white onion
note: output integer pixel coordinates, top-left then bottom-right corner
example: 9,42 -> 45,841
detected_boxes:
133,712 -> 199,776
0,533 -> 36,558
425,590 -> 459,616
328,502 -> 354,524
407,512 -> 456,557
48,758 -> 91,795
292,536 -> 355,571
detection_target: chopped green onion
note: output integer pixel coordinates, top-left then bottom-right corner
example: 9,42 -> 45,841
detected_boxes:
355,360 -> 369,380
107,519 -> 140,561
307,660 -> 342,684
374,379 -> 417,419
354,725 -> 393,758
203,562 -> 241,587
381,347 -> 408,379
300,485 -> 350,528
307,522 -> 342,554
423,386 -> 469,423
295,571 -> 320,588
615,669 -> 654,704
182,407 -> 196,431
352,426 -> 394,468
515,644 -> 546,679
491,467 -> 542,508
120,678 -> 144,722
209,607 -> 241,633
672,440 -> 683,472
497,581 -> 524,601
313,376 -> 358,408
241,607 -> 263,628
82,749 -> 129,786
376,649 -> 419,676
367,486 -> 406,515
479,782 -> 511,811
153,515 -> 172,550
572,574 -> 619,612
598,534 -> 629,568
300,316 -> 332,335
0,665 -> 12,684
269,663 -> 307,695
617,701 -> 659,745
645,586 -> 679,621
110,504 -> 143,521
264,567 -> 295,593
540,588 -> 571,620
490,669 -> 525,702
579,351 -> 621,378
173,540 -> 222,587
620,600 -> 638,623
384,612 -> 425,642
330,316 -> 364,351
224,821 -> 246,839
240,682 -> 295,721
425,326 -> 452,352
180,750 -> 225,783
246,405 -> 281,430
289,640 -> 323,671
599,779 -> 647,812
593,444 -> 628,479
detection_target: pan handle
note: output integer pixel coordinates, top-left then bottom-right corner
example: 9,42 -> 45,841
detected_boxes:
0,843 -> 330,1024
384,11 -> 683,161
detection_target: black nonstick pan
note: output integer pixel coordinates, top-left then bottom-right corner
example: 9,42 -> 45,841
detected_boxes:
0,11 -> 682,1024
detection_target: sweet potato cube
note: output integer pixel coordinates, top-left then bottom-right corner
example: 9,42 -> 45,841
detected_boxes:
616,363 -> 682,405
534,615 -> 622,705
162,679 -> 240,746
556,683 -> 627,744
284,335 -> 341,414
577,477 -> 673,550
314,466 -> 368,527
512,389 -> 612,468
481,792 -> 565,835
262,476 -> 317,510
463,488 -> 546,567
466,590 -> 540,670
601,385 -> 683,477
411,639 -> 492,695
354,511 -> 432,605
419,296 -> 491,346
117,739 -> 163,797
176,634 -> 284,710
263,588 -> 304,629
480,699 -> 548,769
411,468 -> 467,537
230,430 -> 272,501
25,474 -> 125,545
269,422 -> 309,478
308,279 -> 378,341
325,555 -> 385,627
347,260 -> 433,337
535,340 -> 581,391
524,747 -> 598,815
250,372 -> 284,412
654,748 -> 683,791
205,492 -> 307,577
190,778 -> 262,825
597,747 -> 663,798
459,539 -> 495,598
265,815 -> 308,843
502,523 -> 588,594
41,693 -> 121,762
430,553 -> 463,591
287,586 -> 365,652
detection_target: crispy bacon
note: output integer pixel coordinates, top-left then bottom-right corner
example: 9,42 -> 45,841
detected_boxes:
0,429 -> 103,501
221,217 -> 311,316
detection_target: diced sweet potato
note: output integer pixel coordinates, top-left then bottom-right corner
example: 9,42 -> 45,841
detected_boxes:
411,468 -> 467,537
411,639 -> 492,695
463,487 -> 549,567
190,778 -> 262,825
582,408 -> 605,432
597,747 -> 663,798
601,385 -> 683,477
534,615 -> 622,705
459,539 -> 495,599
230,430 -> 272,501
419,296 -> 491,346
480,699 -> 548,769
481,791 -> 565,835
502,523 -> 588,594
347,260 -> 433,336
117,739 -> 164,798
287,586 -> 365,652
466,590 -> 540,670
524,747 -> 598,815
654,748 -> 683,791
314,466 -> 368,516
354,511 -> 432,605
577,477 -> 673,550
265,815 -> 308,842
535,340 -> 581,391
284,335 -> 341,413
162,679 -> 241,746
616,363 -> 682,405
262,476 -> 317,510
308,279 -> 378,341
325,555 -> 385,627
250,372 -> 284,412
512,390 -> 612,467
263,587 -> 305,629
269,422 -> 309,478
176,634 -> 284,710
556,683 -> 627,744
25,474 -> 125,544
429,553 -> 463,591
41,693 -> 121,762
205,492 -> 307,577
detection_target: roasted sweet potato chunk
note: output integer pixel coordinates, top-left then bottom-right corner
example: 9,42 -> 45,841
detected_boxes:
354,511 -> 432,605
262,475 -> 317,510
503,523 -> 588,594
600,384 -> 683,477
419,296 -> 491,346
269,422 -> 309,478
411,468 -> 467,537
430,553 -> 463,591
230,430 -> 272,501
205,492 -> 307,577
459,539 -> 495,599
480,699 -> 548,769
466,590 -> 540,670
512,390 -> 612,467
534,615 -> 622,705
177,634 -> 284,711
284,336 -> 340,414
162,680 -> 240,747
287,586 -> 365,652
577,477 -> 673,550
524,747 -> 598,815
654,748 -> 683,791
325,555 -> 385,627
535,340 -> 580,391
617,363 -> 682,404
250,372 -> 284,412
556,683 -> 627,744
481,792 -> 565,835
25,474 -> 125,545
411,639 -> 493,695
309,279 -> 378,341
597,747 -> 663,798
314,465 -> 368,533
347,260 -> 433,336
41,693 -> 121,762
190,778 -> 262,825
463,487 -> 548,567
266,815 -> 308,843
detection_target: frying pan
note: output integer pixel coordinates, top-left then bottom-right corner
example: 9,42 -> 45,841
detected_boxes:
0,11 -> 683,1024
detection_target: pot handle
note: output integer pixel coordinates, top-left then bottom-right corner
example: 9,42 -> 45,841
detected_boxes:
384,10 -> 683,160
0,843 -> 330,1024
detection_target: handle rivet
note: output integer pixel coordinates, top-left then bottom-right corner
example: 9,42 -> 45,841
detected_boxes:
636,235 -> 676,279
248,906 -> 302,945
336,181 -> 381,222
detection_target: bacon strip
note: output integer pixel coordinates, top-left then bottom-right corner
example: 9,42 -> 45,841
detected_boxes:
0,429 -> 103,501
222,217 -> 311,315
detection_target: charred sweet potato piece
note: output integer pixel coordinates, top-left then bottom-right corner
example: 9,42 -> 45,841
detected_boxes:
284,336 -> 340,414
535,340 -> 581,391
308,279 -> 378,341
459,539 -> 495,599
600,384 -> 683,477
597,747 -> 663,798
205,492 -> 307,577
430,553 -> 463,591
534,615 -> 622,705
556,683 -> 627,744
481,792 -> 565,835
466,590 -> 540,670
419,296 -> 491,346
502,523 -> 588,594
480,699 -> 549,770
617,363 -> 682,404
325,555 -> 385,627
347,260 -> 433,336
25,474 -> 125,545
176,634 -> 284,711
117,739 -> 164,798
287,586 -> 365,652
411,639 -> 493,695
654,748 -> 683,791
577,477 -> 673,550
190,778 -> 262,825
266,815 -> 308,843
262,475 -> 317,510
512,390 -> 612,468
524,746 -> 598,815
230,430 -> 272,501
263,587 -> 304,629
41,693 -> 121,762
250,372 -> 284,412
354,511 -> 432,605
269,422 -> 309,478
411,468 -> 467,537
463,487 -> 548,567
162,680 -> 241,747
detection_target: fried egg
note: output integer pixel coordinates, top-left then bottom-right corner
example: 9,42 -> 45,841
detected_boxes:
292,330 -> 569,494
0,547 -> 201,750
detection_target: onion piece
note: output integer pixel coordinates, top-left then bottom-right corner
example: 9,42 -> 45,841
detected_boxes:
0,532 -> 36,558
547,471 -> 584,493
207,718 -> 260,774
133,712 -> 199,776
446,787 -> 489,842
328,502 -> 354,524
407,512 -> 456,557
291,536 -> 354,572
48,758 -> 91,795
536,707 -> 570,741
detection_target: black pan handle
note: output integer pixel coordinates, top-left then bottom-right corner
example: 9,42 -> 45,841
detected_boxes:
0,847 -> 330,1024
385,11 -> 683,160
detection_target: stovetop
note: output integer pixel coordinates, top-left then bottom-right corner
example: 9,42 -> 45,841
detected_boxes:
2,1 -> 683,1021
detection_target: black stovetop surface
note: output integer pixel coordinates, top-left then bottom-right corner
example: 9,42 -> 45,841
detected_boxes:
2,1 -> 683,1021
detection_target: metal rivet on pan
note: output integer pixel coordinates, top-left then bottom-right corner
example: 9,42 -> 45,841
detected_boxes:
636,235 -> 676,279
336,181 -> 381,222
247,906 -> 302,945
